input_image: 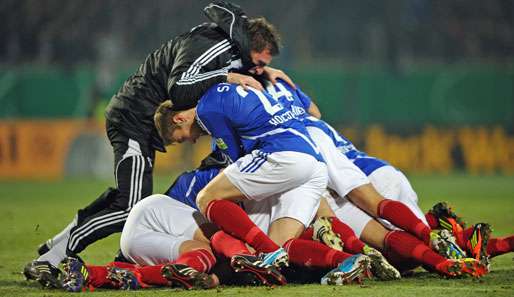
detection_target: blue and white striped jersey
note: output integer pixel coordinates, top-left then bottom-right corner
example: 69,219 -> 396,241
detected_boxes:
195,83 -> 323,163
266,80 -> 388,176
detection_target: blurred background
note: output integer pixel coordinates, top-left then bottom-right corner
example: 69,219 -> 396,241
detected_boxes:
1,0 -> 513,179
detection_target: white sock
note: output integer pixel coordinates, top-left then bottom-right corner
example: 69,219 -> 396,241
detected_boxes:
37,239 -> 67,267
46,215 -> 77,249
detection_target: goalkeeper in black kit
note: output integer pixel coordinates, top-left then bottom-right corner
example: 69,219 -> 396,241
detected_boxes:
24,1 -> 294,288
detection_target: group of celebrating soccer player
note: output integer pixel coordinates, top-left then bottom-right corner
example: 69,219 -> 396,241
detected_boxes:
23,1 -> 514,292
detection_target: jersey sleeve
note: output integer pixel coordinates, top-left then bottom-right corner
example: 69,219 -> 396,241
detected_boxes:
295,87 -> 312,110
167,35 -> 232,110
196,94 -> 243,162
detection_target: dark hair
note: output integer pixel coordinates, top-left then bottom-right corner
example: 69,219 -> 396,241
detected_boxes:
248,17 -> 281,55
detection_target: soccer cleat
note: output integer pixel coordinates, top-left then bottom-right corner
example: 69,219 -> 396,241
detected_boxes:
23,260 -> 62,288
362,245 -> 401,280
436,258 -> 488,278
107,266 -> 147,290
230,254 -> 287,286
430,229 -> 467,259
259,247 -> 289,268
312,217 -> 344,252
161,263 -> 216,289
320,254 -> 372,285
429,202 -> 466,231
62,257 -> 90,292
466,223 -> 492,267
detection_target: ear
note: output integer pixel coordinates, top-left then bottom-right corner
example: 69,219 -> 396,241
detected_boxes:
171,112 -> 188,124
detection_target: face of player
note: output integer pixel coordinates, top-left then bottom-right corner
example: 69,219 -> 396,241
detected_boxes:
249,48 -> 272,75
169,110 -> 202,144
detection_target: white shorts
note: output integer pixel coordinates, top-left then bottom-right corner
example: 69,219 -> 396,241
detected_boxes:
120,194 -> 206,266
225,150 -> 327,230
327,166 -> 429,237
306,126 -> 369,197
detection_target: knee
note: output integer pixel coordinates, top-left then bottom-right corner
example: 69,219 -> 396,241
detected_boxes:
196,189 -> 214,214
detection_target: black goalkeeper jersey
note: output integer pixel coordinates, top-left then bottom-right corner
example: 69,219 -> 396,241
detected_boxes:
105,1 -> 252,152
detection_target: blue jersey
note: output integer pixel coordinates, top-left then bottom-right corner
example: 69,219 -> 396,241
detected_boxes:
195,83 -> 322,163
266,80 -> 388,176
164,167 -> 221,210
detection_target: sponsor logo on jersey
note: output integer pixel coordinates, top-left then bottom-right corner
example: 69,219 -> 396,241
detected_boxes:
215,138 -> 228,150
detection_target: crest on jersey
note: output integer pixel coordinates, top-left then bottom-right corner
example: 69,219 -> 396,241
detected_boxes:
215,138 -> 228,150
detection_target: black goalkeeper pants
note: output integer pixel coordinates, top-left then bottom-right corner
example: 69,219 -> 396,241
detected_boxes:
66,121 -> 154,255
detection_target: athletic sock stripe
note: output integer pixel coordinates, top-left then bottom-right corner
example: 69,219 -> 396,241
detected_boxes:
69,215 -> 129,251
68,211 -> 127,251
182,39 -> 229,79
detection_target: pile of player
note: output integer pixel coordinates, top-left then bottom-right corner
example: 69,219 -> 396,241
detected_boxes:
23,1 -> 514,292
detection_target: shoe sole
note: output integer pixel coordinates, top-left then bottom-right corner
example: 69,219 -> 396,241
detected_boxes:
324,257 -> 371,285
368,254 -> 401,280
314,217 -> 344,252
161,265 -> 214,289
107,267 -> 142,290
231,256 -> 287,286
38,271 -> 62,289
469,223 -> 492,264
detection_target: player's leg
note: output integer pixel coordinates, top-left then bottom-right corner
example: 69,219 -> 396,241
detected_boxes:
66,133 -> 154,256
197,150 -> 327,258
307,126 -> 432,244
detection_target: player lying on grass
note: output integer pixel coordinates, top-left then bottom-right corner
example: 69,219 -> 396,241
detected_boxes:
59,194 -> 286,292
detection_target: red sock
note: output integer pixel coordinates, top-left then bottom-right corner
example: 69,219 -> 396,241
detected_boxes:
384,231 -> 446,270
136,265 -> 168,286
299,227 -> 314,240
283,238 -> 353,269
425,212 -> 439,229
85,265 -> 110,288
487,236 -> 514,258
382,247 -> 421,273
206,200 -> 280,253
173,249 -> 216,273
378,199 -> 431,244
211,230 -> 252,258
330,217 -> 365,254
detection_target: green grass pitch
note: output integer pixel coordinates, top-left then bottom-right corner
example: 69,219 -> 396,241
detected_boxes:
1,174 -> 513,296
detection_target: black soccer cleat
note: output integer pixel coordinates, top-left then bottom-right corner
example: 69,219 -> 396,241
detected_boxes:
23,260 -> 62,288
161,263 -> 217,289
230,254 -> 287,286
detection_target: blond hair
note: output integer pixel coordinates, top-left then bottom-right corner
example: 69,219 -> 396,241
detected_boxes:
154,100 -> 178,146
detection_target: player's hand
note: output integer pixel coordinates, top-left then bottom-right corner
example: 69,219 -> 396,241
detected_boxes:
263,66 -> 296,89
227,72 -> 263,90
